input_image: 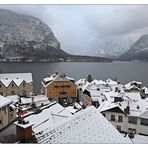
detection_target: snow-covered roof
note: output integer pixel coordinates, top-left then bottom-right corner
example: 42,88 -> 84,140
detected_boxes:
21,95 -> 49,106
122,133 -> 148,144
91,79 -> 107,85
98,91 -> 148,117
0,95 -> 12,108
76,78 -> 90,91
65,106 -> 79,114
6,95 -> 19,103
15,102 -> 72,133
106,79 -> 118,85
35,106 -> 131,144
0,73 -> 32,87
42,73 -> 75,87
124,81 -> 142,90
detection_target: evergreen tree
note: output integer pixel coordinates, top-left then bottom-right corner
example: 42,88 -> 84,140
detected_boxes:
87,74 -> 93,82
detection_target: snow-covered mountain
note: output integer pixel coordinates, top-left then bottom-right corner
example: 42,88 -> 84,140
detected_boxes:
0,9 -> 111,62
118,34 -> 148,61
0,9 -> 68,60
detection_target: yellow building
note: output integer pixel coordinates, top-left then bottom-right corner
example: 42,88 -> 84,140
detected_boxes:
41,73 -> 78,106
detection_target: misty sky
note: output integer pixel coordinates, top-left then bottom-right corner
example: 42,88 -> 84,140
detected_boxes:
0,5 -> 148,56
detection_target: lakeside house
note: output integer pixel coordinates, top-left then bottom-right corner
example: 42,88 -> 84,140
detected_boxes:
0,73 -> 33,97
41,72 -> 78,107
0,95 -> 17,130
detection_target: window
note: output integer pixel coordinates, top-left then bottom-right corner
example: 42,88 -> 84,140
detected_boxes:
0,120 -> 1,124
0,84 -> 2,88
11,91 -> 15,95
116,125 -> 121,131
118,116 -> 123,122
111,115 -> 115,121
11,83 -> 14,87
140,118 -> 148,126
128,116 -> 137,124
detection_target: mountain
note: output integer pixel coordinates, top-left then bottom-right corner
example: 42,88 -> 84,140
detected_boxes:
118,34 -> 148,61
0,9 -> 111,62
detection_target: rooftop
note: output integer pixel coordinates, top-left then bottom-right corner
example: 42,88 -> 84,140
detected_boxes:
42,72 -> 75,86
0,95 -> 12,108
0,73 -> 32,87
98,91 -> 148,117
35,106 -> 131,144
15,102 -> 72,133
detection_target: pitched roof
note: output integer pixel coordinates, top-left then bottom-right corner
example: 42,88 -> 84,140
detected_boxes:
15,102 -> 72,132
35,106 -> 131,144
98,91 -> 148,117
91,79 -> 107,85
0,73 -> 32,87
0,95 -> 12,108
76,78 -> 90,91
106,79 -> 118,85
42,73 -> 75,87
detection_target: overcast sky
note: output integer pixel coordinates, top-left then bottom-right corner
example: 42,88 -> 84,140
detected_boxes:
0,5 -> 148,55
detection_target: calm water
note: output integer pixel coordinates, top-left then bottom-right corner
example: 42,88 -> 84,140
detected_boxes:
0,61 -> 148,93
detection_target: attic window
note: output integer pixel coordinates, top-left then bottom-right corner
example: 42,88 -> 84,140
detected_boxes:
23,83 -> 25,87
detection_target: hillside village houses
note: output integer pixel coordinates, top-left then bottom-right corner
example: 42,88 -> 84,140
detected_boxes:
41,72 -> 78,107
0,73 -> 33,97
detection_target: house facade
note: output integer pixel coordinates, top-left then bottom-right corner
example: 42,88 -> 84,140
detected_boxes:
41,73 -> 78,106
0,95 -> 17,130
0,73 -> 33,97
98,91 -> 148,136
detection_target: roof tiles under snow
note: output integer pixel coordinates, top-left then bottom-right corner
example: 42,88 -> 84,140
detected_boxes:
35,106 -> 131,144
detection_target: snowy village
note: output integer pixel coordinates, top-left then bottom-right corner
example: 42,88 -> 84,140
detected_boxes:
0,72 -> 148,144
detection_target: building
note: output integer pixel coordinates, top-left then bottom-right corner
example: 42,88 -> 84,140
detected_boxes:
35,106 -> 131,144
0,95 -> 17,130
14,102 -> 73,141
98,91 -> 148,136
15,105 -> 131,143
41,73 -> 77,106
0,73 -> 33,97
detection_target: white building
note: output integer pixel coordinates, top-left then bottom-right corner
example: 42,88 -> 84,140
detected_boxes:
98,91 -> 148,136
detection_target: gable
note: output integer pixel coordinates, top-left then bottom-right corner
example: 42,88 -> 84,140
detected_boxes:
103,106 -> 126,115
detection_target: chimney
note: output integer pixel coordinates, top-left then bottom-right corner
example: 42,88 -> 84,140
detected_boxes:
15,118 -> 33,142
124,101 -> 130,114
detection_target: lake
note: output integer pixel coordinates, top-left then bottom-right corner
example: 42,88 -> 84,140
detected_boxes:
0,61 -> 148,93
